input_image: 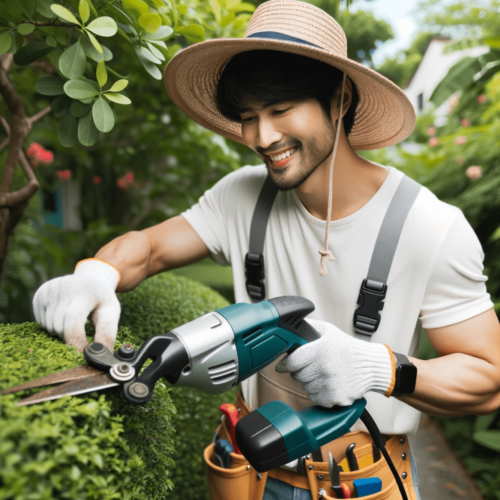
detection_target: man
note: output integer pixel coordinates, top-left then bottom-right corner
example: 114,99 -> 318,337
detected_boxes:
34,1 -> 500,498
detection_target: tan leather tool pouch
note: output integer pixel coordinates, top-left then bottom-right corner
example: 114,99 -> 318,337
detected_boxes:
204,442 -> 268,500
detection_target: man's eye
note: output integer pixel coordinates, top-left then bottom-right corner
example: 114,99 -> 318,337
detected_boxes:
273,108 -> 290,115
241,116 -> 255,123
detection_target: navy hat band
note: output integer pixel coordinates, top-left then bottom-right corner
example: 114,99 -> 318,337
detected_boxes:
247,31 -> 322,50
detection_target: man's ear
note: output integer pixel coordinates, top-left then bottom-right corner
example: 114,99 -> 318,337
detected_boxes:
330,77 -> 354,121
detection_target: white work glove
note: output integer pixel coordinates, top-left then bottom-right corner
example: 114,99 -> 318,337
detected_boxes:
33,259 -> 121,352
276,319 -> 395,407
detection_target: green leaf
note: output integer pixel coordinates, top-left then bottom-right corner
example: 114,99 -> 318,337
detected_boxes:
220,12 -> 235,28
80,35 -> 112,62
78,109 -> 100,146
229,1 -> 255,11
79,0 -> 89,24
92,96 -> 114,132
59,42 -> 86,79
96,60 -> 107,87
50,4 -> 80,25
50,94 -> 70,116
86,17 -> 117,37
143,25 -> 174,41
136,45 -> 161,64
86,31 -> 102,53
70,100 -> 91,117
176,24 -> 205,43
17,23 -> 35,35
135,49 -> 161,79
54,31 -> 68,45
104,93 -> 131,105
474,411 -> 499,433
208,0 -> 221,23
0,31 -> 12,55
146,41 -> 165,62
45,35 -> 57,47
122,0 -> 149,19
109,79 -> 128,92
473,430 -> 500,453
13,40 -> 55,65
64,79 -> 99,100
35,75 -> 65,95
36,0 -> 56,18
138,13 -> 161,33
58,111 -> 78,147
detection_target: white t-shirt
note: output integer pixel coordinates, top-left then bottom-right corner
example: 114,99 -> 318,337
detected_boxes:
181,164 -> 493,435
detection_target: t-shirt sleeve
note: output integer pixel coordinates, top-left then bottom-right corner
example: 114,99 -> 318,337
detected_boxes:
181,169 -> 240,266
420,210 -> 494,329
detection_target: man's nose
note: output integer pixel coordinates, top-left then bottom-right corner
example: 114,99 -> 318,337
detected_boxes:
257,118 -> 282,150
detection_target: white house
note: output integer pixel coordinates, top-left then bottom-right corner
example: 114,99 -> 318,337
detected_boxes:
404,36 -> 488,125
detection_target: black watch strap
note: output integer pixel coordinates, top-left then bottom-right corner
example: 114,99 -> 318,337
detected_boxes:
393,352 -> 417,395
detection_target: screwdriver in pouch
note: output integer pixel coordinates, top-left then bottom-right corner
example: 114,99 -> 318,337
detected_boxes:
329,451 -> 351,498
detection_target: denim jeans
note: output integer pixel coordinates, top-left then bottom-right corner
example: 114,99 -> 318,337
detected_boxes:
263,445 -> 421,500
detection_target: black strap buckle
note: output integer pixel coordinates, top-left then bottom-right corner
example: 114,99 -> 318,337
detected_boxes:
353,279 -> 387,337
245,252 -> 266,300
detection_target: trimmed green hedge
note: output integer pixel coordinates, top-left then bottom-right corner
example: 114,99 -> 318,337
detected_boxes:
118,273 -> 238,500
0,273 -> 237,500
0,323 -> 176,500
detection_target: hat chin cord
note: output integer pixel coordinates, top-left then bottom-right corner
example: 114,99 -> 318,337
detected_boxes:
318,72 -> 346,276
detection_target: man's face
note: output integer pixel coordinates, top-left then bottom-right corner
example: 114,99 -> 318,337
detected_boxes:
240,98 -> 336,190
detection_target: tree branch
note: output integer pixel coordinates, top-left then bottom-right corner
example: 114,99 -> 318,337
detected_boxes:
29,105 -> 52,126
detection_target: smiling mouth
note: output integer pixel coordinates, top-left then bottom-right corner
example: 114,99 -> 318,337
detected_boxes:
267,146 -> 298,167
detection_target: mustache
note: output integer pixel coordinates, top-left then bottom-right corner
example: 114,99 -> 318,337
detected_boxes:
256,142 -> 301,156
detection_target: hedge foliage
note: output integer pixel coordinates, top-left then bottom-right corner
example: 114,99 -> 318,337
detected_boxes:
0,323 -> 176,500
118,272 -> 238,500
1,273 -> 237,499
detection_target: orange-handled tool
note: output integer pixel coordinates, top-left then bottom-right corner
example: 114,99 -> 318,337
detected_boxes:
220,403 -> 241,454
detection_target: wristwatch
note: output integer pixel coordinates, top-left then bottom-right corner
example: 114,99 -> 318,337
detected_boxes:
393,352 -> 417,395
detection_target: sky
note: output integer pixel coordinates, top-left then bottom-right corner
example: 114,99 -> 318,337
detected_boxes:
351,0 -> 422,66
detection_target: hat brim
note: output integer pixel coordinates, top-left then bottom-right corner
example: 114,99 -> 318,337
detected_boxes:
163,37 -> 415,150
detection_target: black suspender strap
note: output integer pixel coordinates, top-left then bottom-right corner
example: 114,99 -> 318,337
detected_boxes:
245,173 -> 422,339
353,176 -> 421,340
245,176 -> 279,301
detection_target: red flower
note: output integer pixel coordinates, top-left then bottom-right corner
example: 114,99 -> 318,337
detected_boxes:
455,136 -> 467,145
117,172 -> 135,190
456,157 -> 464,164
460,118 -> 471,128
92,175 -> 102,185
428,137 -> 439,147
427,127 -> 437,136
25,142 -> 54,167
477,94 -> 487,104
466,166 -> 482,180
56,169 -> 71,180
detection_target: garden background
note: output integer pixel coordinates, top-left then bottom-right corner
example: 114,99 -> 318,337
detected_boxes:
0,0 -> 499,498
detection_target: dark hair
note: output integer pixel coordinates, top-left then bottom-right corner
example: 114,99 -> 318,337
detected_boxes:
216,50 -> 359,135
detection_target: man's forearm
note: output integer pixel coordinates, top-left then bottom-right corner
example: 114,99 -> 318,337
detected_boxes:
95,231 -> 153,292
397,354 -> 500,417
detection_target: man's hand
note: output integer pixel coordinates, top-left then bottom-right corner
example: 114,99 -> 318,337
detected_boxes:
276,319 -> 394,407
33,260 -> 121,352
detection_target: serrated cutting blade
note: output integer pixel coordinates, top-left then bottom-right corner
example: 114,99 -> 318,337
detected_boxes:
15,372 -> 119,406
0,365 -> 102,395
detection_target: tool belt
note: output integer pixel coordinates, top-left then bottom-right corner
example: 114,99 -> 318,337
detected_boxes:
204,393 -> 419,500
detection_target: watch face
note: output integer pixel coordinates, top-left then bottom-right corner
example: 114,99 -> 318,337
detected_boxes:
394,354 -> 417,394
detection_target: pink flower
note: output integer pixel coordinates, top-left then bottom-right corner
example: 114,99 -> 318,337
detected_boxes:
456,157 -> 464,164
447,95 -> 459,114
427,127 -> 437,136
117,172 -> 135,190
455,136 -> 467,145
466,166 -> 482,180
429,137 -> 439,147
477,94 -> 487,104
56,169 -> 71,180
92,175 -> 102,185
460,118 -> 471,128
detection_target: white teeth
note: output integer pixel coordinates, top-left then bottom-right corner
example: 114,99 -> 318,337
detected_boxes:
270,147 -> 296,162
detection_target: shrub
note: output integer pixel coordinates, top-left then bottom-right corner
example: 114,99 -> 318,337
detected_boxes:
0,323 -> 176,500
118,273 -> 238,500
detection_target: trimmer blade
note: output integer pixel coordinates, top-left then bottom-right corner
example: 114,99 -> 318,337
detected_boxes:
0,365 -> 102,395
15,372 -> 119,406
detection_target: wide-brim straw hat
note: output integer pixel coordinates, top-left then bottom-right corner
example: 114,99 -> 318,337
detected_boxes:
163,0 -> 415,150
